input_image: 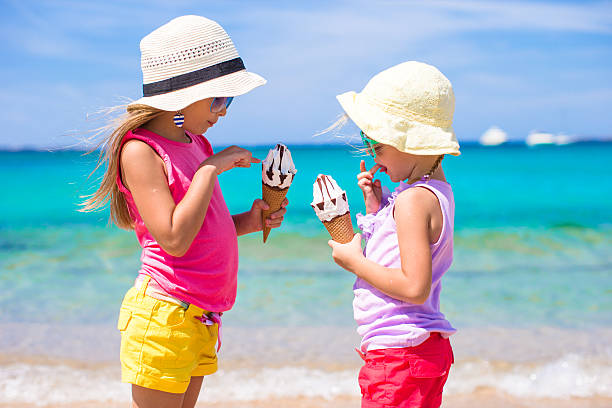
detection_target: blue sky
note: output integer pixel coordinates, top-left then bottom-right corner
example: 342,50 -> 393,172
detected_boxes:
0,0 -> 611,149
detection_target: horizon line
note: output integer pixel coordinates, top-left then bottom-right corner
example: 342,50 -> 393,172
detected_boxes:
2,139 -> 612,153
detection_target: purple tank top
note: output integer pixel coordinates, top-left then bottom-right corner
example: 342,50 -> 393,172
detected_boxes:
354,179 -> 457,352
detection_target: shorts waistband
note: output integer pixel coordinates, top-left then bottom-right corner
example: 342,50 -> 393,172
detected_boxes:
133,274 -> 224,352
134,274 -> 191,309
356,332 -> 446,360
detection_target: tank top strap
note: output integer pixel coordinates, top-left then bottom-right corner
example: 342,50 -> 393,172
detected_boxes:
411,180 -> 452,209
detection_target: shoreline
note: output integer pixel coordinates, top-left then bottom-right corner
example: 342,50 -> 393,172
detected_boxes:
3,324 -> 612,363
1,325 -> 611,406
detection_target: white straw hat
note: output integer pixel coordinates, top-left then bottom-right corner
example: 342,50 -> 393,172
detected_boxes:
128,15 -> 266,111
336,61 -> 460,156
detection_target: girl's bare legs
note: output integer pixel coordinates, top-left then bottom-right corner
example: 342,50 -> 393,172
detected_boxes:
182,376 -> 204,408
131,376 -> 204,408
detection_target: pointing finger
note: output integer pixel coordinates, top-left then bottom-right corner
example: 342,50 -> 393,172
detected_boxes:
369,164 -> 382,176
360,160 -> 366,173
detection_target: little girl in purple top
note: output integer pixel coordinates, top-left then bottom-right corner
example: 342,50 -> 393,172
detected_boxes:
327,61 -> 460,408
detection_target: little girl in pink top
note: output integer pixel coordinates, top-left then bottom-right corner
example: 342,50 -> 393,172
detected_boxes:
327,61 -> 460,408
82,16 -> 287,408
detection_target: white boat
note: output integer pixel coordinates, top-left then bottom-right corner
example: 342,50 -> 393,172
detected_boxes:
479,126 -> 507,146
554,133 -> 574,145
526,131 -> 555,146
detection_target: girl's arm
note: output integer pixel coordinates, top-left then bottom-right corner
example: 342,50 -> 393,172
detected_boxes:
232,198 -> 288,236
329,188 -> 441,304
121,141 -> 258,256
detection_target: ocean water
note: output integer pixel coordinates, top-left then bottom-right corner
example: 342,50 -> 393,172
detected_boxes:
0,142 -> 611,405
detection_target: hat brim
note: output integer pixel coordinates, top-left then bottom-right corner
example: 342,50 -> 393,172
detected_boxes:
337,91 -> 460,156
128,70 -> 266,111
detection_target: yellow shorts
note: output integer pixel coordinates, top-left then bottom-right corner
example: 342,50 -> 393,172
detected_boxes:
117,277 -> 218,394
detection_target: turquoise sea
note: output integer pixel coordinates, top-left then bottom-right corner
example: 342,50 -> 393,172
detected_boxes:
0,142 -> 611,404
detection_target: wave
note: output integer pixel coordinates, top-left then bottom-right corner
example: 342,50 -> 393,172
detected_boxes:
446,353 -> 612,398
1,353 -> 610,406
2,325 -> 611,404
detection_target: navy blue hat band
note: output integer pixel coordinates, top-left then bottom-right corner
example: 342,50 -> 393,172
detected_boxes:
142,57 -> 245,97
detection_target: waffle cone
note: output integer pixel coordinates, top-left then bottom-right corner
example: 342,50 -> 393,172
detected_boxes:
322,212 -> 354,244
262,183 -> 289,243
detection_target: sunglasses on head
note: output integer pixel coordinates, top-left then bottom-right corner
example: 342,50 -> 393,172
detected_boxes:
210,97 -> 234,113
360,131 -> 379,158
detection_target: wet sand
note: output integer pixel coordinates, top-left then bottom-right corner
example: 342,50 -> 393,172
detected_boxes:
209,393 -> 612,408
2,393 -> 611,408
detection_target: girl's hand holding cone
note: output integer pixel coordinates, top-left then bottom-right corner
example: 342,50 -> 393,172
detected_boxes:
328,233 -> 363,273
261,183 -> 291,242
259,197 -> 289,230
234,197 -> 288,236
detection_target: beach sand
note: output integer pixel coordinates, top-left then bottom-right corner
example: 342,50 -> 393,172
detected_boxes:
1,326 -> 611,407
211,393 -> 612,408
2,394 -> 611,408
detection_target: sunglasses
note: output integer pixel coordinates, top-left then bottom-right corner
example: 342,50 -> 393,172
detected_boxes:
360,131 -> 379,158
210,97 -> 234,113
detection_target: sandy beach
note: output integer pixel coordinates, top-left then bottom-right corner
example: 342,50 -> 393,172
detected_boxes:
2,394 -> 611,408
212,395 -> 612,408
2,325 -> 611,407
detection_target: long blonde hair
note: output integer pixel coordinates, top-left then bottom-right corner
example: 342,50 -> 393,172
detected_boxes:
315,113 -> 368,155
80,104 -> 165,229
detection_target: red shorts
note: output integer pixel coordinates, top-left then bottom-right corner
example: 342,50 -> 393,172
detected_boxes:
358,333 -> 454,408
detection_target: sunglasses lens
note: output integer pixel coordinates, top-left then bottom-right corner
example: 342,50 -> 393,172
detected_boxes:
361,131 -> 375,157
210,98 -> 221,112
211,97 -> 233,113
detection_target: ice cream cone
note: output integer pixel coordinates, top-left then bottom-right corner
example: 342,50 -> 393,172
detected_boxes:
322,212 -> 354,243
310,174 -> 353,243
261,144 -> 297,243
262,183 -> 289,243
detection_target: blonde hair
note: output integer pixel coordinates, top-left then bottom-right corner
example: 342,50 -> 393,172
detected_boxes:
315,113 -> 350,137
315,113 -> 371,157
79,104 -> 165,229
423,154 -> 444,180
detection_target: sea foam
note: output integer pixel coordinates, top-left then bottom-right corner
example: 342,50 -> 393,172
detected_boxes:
1,354 -> 611,406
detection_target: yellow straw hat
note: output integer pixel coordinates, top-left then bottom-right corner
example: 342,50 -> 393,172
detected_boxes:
336,61 -> 460,156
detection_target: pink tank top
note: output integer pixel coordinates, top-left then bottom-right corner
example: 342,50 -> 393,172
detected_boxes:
354,179 -> 457,352
116,128 -> 238,312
